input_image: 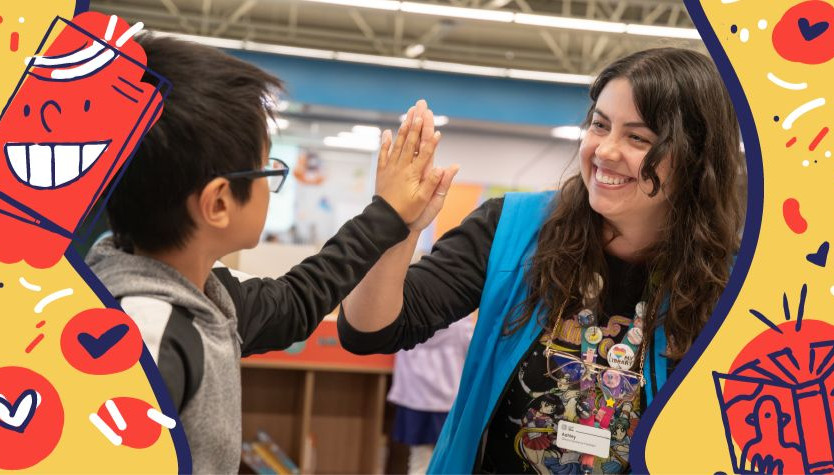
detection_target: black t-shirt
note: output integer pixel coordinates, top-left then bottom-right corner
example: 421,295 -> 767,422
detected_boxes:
479,254 -> 648,474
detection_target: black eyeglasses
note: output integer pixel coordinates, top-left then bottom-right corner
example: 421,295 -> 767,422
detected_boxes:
221,157 -> 290,193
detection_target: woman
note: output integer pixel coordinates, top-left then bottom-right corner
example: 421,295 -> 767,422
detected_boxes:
338,47 -> 744,473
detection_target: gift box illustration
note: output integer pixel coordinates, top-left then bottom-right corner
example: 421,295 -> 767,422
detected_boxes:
714,317 -> 834,474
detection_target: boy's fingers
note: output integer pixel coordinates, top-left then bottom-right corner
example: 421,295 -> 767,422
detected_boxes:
402,117 -> 423,163
377,129 -> 393,170
438,164 -> 460,193
389,117 -> 410,165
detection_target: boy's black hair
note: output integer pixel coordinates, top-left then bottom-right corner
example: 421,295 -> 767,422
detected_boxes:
106,34 -> 283,252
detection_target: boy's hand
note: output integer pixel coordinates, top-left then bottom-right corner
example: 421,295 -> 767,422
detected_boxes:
375,110 -> 443,225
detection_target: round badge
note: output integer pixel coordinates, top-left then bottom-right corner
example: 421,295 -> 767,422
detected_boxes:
607,343 -> 636,370
634,301 -> 647,318
602,370 -> 621,389
577,309 -> 596,327
626,327 -> 643,346
584,326 -> 603,345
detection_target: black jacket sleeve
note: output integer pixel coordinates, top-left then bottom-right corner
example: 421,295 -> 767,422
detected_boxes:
338,197 -> 504,354
215,196 -> 410,357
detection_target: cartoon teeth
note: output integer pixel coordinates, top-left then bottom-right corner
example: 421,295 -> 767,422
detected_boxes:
5,141 -> 110,188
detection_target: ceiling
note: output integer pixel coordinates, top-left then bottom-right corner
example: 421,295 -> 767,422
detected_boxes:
90,0 -> 705,77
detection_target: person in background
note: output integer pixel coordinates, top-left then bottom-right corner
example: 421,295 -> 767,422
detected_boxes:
388,314 -> 475,474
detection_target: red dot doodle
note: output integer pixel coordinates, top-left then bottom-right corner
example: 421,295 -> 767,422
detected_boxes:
0,367 -> 63,470
95,398 -> 162,449
60,308 -> 143,375
773,1 -> 834,64
783,198 -> 808,234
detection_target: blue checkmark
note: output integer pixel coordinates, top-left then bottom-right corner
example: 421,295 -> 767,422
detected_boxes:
77,324 -> 130,359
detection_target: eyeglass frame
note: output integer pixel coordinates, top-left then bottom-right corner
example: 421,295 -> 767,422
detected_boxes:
544,347 -> 644,402
220,157 -> 290,193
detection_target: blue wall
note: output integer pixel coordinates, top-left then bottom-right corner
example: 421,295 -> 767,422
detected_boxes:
227,50 -> 591,127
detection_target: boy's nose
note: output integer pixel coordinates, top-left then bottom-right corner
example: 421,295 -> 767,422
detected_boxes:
40,100 -> 62,133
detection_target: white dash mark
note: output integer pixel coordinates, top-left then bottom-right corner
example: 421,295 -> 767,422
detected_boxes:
783,98 -> 826,130
89,413 -> 122,446
104,15 -> 118,41
740,28 -> 750,42
767,72 -> 808,90
19,277 -> 41,292
34,288 -> 73,314
116,22 -> 144,47
147,408 -> 176,429
105,400 -> 127,431
758,19 -> 768,30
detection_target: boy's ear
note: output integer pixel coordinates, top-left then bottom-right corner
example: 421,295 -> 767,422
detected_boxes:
196,177 -> 233,229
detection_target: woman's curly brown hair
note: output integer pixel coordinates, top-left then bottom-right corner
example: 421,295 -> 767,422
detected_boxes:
507,48 -> 745,360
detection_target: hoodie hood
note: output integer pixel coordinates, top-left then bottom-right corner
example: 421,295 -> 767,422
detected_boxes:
86,236 -> 237,326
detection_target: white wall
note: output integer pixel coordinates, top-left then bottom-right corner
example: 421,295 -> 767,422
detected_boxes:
434,131 -> 580,191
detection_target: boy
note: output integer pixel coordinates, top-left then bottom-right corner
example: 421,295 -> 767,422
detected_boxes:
86,34 -> 452,473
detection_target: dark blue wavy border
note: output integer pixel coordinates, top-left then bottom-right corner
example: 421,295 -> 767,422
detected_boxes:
630,0 -> 765,472
65,248 -> 192,473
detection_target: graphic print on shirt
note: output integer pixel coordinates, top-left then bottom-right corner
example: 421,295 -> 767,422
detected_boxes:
509,316 -> 641,474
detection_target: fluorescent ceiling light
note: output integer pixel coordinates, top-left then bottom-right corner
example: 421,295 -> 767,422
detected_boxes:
245,42 -> 335,59
625,24 -> 701,39
551,126 -> 582,140
352,125 -> 382,136
324,135 -> 379,151
303,0 -> 400,11
160,32 -> 588,85
508,69 -> 593,85
297,0 -> 699,39
401,2 -> 514,22
422,60 -> 505,77
398,113 -> 449,127
335,51 -> 420,67
404,43 -> 426,58
515,13 -> 626,33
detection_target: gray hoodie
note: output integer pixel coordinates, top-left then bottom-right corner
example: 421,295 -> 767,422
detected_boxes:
86,197 -> 409,473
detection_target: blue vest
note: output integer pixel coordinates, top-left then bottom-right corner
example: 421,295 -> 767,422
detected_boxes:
428,191 -> 668,473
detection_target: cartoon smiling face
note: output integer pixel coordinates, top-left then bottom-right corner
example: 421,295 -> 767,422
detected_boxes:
0,12 -> 167,267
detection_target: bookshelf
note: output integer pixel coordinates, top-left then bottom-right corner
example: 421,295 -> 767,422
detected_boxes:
240,319 -> 394,474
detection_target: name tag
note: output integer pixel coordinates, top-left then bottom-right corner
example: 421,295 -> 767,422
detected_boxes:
555,420 -> 611,458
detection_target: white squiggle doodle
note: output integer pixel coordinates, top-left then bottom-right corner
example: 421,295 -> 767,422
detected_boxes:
783,98 -> 826,130
19,277 -> 42,292
767,73 -> 808,91
89,413 -> 123,446
34,288 -> 73,314
147,408 -> 177,429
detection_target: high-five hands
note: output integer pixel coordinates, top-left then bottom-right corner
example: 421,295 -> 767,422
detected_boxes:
374,99 -> 459,230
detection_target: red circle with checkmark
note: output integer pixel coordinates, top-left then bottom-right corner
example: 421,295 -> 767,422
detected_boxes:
773,0 -> 834,64
0,367 -> 63,470
60,308 -> 143,375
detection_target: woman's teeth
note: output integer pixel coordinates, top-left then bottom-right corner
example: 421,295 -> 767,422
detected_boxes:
595,167 -> 631,186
